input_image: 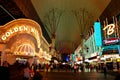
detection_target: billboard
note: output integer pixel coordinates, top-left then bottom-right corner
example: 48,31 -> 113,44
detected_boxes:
94,22 -> 102,46
103,23 -> 120,46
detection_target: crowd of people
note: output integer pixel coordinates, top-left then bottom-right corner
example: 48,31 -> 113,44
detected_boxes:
0,60 -> 43,80
0,61 -> 96,80
0,60 -> 120,80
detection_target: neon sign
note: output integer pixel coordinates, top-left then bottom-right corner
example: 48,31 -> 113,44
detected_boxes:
103,24 -> 115,35
104,38 -> 119,44
1,25 -> 41,48
2,26 -> 28,40
94,22 -> 102,46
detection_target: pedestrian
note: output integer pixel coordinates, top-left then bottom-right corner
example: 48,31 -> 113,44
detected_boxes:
0,61 -> 10,80
23,62 -> 30,80
33,70 -> 43,80
50,64 -> 53,72
103,64 -> 107,78
74,64 -> 77,73
114,68 -> 120,80
29,67 -> 34,78
45,63 -> 49,72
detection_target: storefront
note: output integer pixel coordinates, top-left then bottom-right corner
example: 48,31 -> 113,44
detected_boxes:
83,33 -> 100,64
98,16 -> 120,70
74,45 -> 83,64
0,19 -> 51,65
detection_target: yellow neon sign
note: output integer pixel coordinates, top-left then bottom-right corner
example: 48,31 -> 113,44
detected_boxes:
103,24 -> 115,35
1,25 -> 41,48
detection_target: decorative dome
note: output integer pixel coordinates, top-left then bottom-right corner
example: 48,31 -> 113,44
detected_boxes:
14,44 -> 35,56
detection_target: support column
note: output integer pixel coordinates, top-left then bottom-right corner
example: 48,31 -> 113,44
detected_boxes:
0,43 -> 6,66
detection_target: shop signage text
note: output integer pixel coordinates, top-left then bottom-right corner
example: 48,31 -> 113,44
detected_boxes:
1,25 -> 41,48
104,38 -> 119,44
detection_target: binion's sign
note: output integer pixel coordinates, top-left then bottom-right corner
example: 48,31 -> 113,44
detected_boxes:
103,23 -> 119,45
103,37 -> 119,44
103,24 -> 115,35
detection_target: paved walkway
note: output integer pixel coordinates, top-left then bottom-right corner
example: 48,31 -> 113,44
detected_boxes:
40,72 -> 115,80
9,69 -> 117,80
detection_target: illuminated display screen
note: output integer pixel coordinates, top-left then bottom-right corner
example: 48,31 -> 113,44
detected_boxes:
94,22 -> 102,46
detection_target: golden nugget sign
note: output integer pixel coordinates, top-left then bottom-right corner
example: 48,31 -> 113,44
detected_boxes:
1,25 -> 41,48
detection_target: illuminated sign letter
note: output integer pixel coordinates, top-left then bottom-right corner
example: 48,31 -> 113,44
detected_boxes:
103,24 -> 115,35
1,35 -> 6,40
31,28 -> 35,33
19,27 -> 23,31
9,30 -> 14,34
23,26 -> 28,31
6,32 -> 10,37
14,27 -> 19,32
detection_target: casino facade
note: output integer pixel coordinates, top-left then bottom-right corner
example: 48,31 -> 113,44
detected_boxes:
0,19 -> 51,65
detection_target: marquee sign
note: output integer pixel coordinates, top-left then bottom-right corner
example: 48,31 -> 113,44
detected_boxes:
103,37 -> 119,44
1,25 -> 40,41
0,19 -> 42,48
103,20 -> 120,45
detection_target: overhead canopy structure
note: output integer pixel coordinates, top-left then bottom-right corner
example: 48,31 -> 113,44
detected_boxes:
1,0 -> 119,54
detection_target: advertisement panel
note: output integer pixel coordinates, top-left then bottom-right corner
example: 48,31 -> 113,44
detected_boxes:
94,22 -> 102,46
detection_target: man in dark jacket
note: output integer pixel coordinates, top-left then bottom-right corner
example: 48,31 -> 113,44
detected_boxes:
0,61 -> 10,80
115,69 -> 120,80
33,70 -> 43,80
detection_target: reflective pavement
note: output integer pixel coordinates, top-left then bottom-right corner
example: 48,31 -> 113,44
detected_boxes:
41,72 -> 115,80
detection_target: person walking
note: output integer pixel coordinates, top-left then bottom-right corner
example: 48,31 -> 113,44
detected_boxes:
33,70 -> 43,80
114,68 -> 120,80
45,63 -> 49,72
0,61 -> 10,80
50,64 -> 53,72
74,64 -> 78,73
23,62 -> 30,80
103,64 -> 107,78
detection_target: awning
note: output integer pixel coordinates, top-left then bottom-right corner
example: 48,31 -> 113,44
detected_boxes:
102,45 -> 120,51
102,50 -> 118,55
101,45 -> 120,55
88,56 -> 97,60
